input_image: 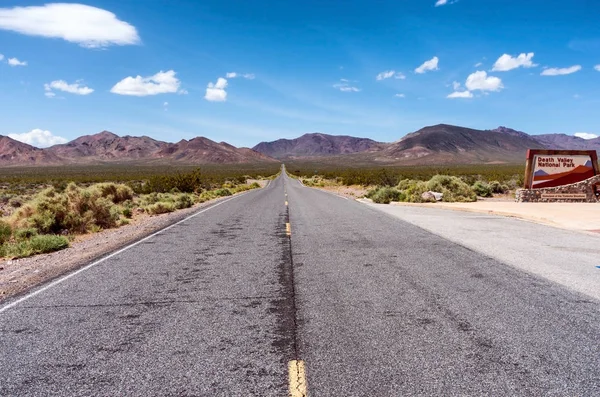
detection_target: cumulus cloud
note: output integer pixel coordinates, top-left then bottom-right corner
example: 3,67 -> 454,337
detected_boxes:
8,129 -> 67,148
594,65 -> 600,72
492,53 -> 537,71
435,0 -> 447,6
574,132 -> 598,140
415,56 -> 439,74
376,70 -> 405,80
44,80 -> 93,95
111,70 -> 183,96
541,65 -> 582,76
447,90 -> 473,99
205,77 -> 228,102
465,71 -> 503,91
333,79 -> 361,92
8,57 -> 27,66
0,3 -> 140,48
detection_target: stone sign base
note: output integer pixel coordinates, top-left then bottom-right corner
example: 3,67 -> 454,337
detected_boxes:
516,174 -> 600,203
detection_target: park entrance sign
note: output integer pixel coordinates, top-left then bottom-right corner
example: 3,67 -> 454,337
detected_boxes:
517,149 -> 600,202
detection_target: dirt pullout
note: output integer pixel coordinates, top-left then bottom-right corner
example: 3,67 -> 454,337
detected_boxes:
0,193 -> 248,303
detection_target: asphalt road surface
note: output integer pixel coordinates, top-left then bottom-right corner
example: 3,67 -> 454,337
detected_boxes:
1,172 -> 599,396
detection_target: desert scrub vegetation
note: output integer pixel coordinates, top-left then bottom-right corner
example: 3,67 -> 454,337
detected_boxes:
0,167 -> 267,259
366,174 -> 479,204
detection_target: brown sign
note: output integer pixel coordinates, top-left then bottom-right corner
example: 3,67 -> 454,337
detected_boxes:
540,193 -> 587,199
524,150 -> 599,189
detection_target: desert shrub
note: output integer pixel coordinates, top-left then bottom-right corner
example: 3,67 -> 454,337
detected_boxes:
14,227 -> 38,241
146,202 -> 175,215
28,235 -> 69,254
11,184 -> 119,234
122,207 -> 133,218
95,183 -> 134,203
426,175 -> 476,202
472,181 -> 493,197
174,194 -> 194,209
0,220 -> 11,244
249,182 -> 261,189
371,187 -> 405,204
8,197 -> 23,208
214,188 -> 232,197
489,180 -> 509,194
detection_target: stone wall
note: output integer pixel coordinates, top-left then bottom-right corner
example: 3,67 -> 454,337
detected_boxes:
516,174 -> 600,203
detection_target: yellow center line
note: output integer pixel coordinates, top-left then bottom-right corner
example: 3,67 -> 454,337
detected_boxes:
286,223 -> 291,236
285,201 -> 288,206
288,360 -> 307,397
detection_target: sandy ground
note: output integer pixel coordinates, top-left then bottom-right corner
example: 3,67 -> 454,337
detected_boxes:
0,181 -> 268,304
384,201 -> 600,233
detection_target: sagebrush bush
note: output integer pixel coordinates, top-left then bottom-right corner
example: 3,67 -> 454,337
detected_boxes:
426,175 -> 476,202
489,180 -> 509,194
214,188 -> 232,197
472,181 -> 493,197
14,227 -> 38,241
146,202 -> 175,215
95,183 -> 134,203
28,235 -> 69,254
371,187 -> 404,204
0,220 -> 11,244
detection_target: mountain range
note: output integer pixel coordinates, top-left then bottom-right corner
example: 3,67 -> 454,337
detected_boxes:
1,125 -> 599,167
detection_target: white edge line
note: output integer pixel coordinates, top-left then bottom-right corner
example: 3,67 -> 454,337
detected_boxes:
0,192 -> 250,314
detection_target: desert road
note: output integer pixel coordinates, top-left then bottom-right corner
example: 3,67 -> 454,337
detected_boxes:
1,171 -> 599,396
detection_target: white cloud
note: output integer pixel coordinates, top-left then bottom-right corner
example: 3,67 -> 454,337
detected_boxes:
435,0 -> 447,6
394,93 -> 405,98
8,129 -> 67,148
0,54 -> 4,61
333,79 -> 361,92
594,65 -> 600,72
447,90 -> 473,99
45,91 -> 56,98
415,56 -> 439,74
8,57 -> 27,66
465,71 -> 503,91
452,81 -> 461,90
492,52 -> 537,71
44,80 -> 93,95
0,3 -> 140,48
205,77 -> 228,102
376,70 -> 395,80
574,132 -> 598,140
474,62 -> 483,67
541,65 -> 582,76
226,72 -> 255,79
111,70 -> 182,96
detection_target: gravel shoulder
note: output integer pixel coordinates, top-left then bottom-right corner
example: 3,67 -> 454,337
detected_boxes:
0,186 -> 263,303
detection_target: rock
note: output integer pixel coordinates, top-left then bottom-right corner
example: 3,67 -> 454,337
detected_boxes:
421,191 -> 436,202
422,191 -> 443,202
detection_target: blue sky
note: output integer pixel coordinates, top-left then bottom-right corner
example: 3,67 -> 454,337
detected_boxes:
1,0 -> 599,148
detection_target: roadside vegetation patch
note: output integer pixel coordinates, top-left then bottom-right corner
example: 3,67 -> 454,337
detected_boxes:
0,167 -> 271,260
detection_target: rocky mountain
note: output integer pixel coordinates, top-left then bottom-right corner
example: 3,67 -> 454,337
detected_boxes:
533,134 -> 600,151
0,131 -> 277,166
157,137 -> 276,164
46,131 -> 170,162
252,133 -> 383,159
0,135 -> 62,165
375,124 -> 545,164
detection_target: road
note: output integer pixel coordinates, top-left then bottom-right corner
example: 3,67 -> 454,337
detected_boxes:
1,171 -> 599,396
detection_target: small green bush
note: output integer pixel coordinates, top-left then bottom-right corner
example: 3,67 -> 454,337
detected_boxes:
174,194 -> 194,209
146,202 -> 175,215
14,227 -> 38,241
249,182 -> 261,189
426,175 -> 477,202
489,180 -> 509,194
472,181 -> 493,197
0,220 -> 11,244
371,187 -> 404,204
28,234 -> 69,254
122,207 -> 132,218
214,188 -> 232,197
